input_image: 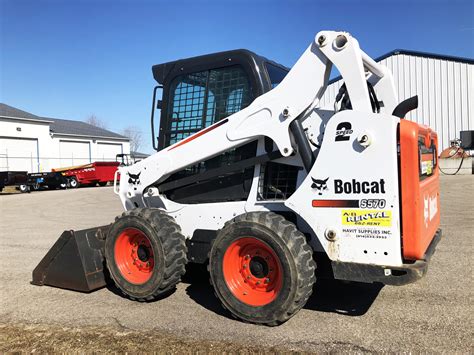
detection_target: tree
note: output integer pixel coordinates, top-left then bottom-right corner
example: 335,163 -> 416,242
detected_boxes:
122,126 -> 143,153
85,114 -> 108,129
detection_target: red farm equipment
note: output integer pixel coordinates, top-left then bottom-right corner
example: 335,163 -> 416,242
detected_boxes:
53,161 -> 119,188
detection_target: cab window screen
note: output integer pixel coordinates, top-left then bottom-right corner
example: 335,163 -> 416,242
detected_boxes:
165,66 -> 251,147
265,63 -> 288,89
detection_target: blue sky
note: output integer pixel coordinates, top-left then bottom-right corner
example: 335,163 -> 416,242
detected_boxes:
1,0 -> 473,153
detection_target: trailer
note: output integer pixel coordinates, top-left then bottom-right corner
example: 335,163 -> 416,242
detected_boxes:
0,171 -> 27,192
52,161 -> 120,188
19,172 -> 68,193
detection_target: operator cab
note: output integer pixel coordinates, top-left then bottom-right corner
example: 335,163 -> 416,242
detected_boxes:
151,49 -> 289,151
150,50 -> 295,204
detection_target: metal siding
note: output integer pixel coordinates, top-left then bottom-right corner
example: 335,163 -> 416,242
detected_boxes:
469,64 -> 474,130
408,55 -> 417,121
415,56 -> 423,122
434,60 -> 442,138
460,64 -> 468,131
440,60 -> 450,149
447,61 -> 455,144
320,53 -> 474,149
422,57 -> 430,126
428,59 -> 435,128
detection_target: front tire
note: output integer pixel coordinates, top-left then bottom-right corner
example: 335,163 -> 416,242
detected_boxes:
209,212 -> 316,326
105,208 -> 187,301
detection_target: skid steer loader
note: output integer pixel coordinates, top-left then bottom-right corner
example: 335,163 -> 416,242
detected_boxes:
32,31 -> 442,325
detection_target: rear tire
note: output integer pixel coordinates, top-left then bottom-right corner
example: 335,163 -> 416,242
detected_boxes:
19,184 -> 29,193
209,212 -> 316,326
69,177 -> 79,188
105,208 -> 187,301
98,181 -> 107,187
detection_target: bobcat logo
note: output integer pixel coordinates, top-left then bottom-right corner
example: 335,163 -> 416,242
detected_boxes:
128,172 -> 141,185
311,177 -> 329,195
424,194 -> 438,227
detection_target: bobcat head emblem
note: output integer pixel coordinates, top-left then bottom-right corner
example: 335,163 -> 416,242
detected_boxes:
311,177 -> 329,195
128,172 -> 141,185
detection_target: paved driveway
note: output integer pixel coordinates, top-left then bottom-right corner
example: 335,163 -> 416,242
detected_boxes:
1,176 -> 472,352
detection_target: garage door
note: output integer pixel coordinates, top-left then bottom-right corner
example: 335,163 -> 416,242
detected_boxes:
0,137 -> 39,172
59,140 -> 90,167
95,143 -> 123,162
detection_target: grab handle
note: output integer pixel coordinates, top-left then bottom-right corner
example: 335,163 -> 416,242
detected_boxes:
113,169 -> 120,195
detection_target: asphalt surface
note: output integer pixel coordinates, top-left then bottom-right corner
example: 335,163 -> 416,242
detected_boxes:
0,176 -> 473,352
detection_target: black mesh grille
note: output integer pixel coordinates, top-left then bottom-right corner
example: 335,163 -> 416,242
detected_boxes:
158,65 -> 256,204
169,73 -> 206,135
164,66 -> 251,147
258,162 -> 300,200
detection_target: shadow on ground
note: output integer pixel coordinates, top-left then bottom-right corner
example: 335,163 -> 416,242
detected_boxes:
183,263 -> 383,320
304,279 -> 383,316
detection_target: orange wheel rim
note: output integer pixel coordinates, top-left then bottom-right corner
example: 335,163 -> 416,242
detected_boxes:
223,237 -> 282,306
114,228 -> 154,284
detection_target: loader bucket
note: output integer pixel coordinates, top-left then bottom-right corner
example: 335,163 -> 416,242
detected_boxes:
32,226 -> 109,292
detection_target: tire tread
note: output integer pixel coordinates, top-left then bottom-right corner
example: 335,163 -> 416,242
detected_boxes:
210,211 -> 316,326
106,208 -> 187,301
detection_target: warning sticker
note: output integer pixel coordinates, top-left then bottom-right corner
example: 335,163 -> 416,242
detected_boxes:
421,160 -> 433,175
342,210 -> 392,227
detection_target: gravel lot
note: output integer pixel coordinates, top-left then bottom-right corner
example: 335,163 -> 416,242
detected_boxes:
1,176 -> 473,353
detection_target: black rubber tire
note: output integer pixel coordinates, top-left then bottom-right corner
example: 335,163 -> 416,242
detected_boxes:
209,211 -> 316,326
98,181 -> 107,187
19,184 -> 29,193
105,208 -> 187,301
69,177 -> 79,188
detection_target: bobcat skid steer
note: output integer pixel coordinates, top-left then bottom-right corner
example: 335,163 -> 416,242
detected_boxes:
32,31 -> 442,325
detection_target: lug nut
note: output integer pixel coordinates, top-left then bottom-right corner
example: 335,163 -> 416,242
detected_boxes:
244,255 -> 250,260
243,264 -> 247,269
256,281 -> 261,285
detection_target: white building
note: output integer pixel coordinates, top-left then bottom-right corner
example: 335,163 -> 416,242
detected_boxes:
0,103 -> 130,173
319,50 -> 474,150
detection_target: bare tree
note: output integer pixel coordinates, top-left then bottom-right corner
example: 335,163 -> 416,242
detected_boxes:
122,126 -> 143,153
85,114 -> 108,129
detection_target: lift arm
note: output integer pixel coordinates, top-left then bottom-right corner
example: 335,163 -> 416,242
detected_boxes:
117,30 -> 397,209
